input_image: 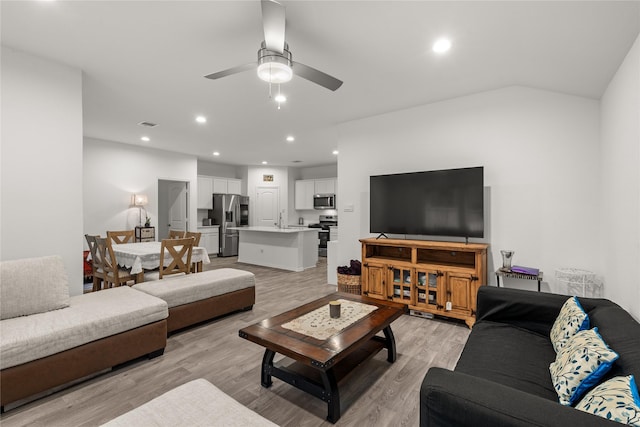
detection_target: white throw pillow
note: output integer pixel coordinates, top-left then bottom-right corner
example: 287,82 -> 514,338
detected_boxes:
0,255 -> 70,319
549,328 -> 619,406
550,296 -> 590,353
575,375 -> 640,426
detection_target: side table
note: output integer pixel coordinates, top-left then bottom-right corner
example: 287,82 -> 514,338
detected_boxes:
135,226 -> 155,242
496,269 -> 543,292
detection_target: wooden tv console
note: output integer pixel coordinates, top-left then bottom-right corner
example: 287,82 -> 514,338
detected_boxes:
360,238 -> 488,328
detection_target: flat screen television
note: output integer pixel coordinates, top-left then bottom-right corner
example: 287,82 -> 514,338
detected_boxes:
370,166 -> 484,238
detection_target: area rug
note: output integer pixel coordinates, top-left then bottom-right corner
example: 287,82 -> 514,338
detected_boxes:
281,299 -> 378,340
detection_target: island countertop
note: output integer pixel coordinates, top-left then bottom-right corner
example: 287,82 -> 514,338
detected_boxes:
228,226 -> 317,233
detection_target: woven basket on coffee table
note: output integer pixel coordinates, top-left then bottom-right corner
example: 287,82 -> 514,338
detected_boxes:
337,273 -> 362,295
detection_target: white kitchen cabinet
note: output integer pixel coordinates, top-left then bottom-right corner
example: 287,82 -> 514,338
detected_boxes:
295,178 -> 336,210
295,180 -> 315,210
198,226 -> 219,255
197,176 -> 213,209
213,178 -> 228,194
314,178 -> 336,194
212,177 -> 242,195
227,178 -> 242,195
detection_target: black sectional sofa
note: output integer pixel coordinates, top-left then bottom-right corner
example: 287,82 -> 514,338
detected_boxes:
420,286 -> 640,426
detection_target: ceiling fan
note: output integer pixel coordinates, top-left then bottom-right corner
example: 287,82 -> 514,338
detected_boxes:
204,0 -> 343,91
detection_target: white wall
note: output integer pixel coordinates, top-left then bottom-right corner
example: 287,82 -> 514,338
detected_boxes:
197,159 -> 240,178
83,138 -> 198,238
1,47 -> 84,295
337,86 -> 601,294
600,33 -> 640,320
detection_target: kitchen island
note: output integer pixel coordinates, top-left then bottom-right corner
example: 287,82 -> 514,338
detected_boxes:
228,226 -> 319,272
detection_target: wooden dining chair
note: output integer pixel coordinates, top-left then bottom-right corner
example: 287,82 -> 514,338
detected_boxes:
85,234 -> 105,291
184,231 -> 202,273
159,237 -> 194,279
95,236 -> 138,287
184,231 -> 201,246
168,229 -> 186,239
107,230 -> 135,244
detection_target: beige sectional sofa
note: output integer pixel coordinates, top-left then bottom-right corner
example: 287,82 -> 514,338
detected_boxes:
0,256 -> 169,411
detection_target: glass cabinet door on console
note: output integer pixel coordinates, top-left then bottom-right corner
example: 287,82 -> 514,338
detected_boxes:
390,266 -> 413,304
415,269 -> 444,310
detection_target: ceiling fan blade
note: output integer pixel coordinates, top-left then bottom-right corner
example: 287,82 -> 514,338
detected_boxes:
204,62 -> 256,80
261,0 -> 286,54
292,61 -> 343,91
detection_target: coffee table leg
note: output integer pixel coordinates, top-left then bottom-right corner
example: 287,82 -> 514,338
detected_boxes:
320,369 -> 340,423
261,349 -> 275,388
382,326 -> 397,363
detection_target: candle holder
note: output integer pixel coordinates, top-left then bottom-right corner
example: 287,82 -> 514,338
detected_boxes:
500,250 -> 515,270
329,301 -> 341,318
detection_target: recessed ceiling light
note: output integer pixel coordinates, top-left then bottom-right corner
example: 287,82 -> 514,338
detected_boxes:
196,116 -> 207,124
433,38 -> 452,53
262,161 -> 268,165
432,38 -> 452,53
332,150 -> 339,155
141,136 -> 150,142
212,151 -> 220,156
286,135 -> 295,142
275,94 -> 287,103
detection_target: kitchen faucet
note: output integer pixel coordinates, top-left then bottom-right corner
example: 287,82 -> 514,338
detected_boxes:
275,210 -> 284,228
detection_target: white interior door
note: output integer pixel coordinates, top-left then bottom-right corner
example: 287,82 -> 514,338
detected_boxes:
168,182 -> 188,231
256,186 -> 280,227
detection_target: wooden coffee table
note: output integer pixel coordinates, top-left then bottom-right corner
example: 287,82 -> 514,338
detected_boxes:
238,292 -> 407,423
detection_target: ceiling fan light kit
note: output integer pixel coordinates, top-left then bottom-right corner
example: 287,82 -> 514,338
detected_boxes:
257,42 -> 293,84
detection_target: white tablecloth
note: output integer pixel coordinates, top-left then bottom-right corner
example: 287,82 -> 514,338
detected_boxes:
113,242 -> 210,274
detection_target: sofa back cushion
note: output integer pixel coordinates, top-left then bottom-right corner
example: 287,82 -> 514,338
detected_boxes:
0,255 -> 70,320
587,303 -> 640,382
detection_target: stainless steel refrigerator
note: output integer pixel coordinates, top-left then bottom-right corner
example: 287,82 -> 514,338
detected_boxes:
209,193 -> 243,257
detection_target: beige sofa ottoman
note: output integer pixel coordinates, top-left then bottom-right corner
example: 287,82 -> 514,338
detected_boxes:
133,268 -> 255,333
101,378 -> 278,426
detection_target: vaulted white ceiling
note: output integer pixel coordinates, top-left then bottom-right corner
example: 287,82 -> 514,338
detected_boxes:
2,1 -> 639,167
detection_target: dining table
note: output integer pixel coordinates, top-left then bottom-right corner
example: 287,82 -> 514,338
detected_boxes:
112,241 -> 211,282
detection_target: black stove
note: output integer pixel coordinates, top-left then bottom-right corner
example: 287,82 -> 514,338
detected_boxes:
308,215 -> 337,256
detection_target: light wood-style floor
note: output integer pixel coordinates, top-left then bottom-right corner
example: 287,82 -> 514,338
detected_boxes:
2,257 -> 470,427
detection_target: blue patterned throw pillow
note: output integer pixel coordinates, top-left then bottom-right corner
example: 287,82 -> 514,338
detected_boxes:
550,296 -> 590,353
549,328 -> 619,406
575,375 -> 640,426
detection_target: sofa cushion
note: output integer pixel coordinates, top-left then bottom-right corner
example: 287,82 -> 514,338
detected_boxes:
0,286 -> 168,370
0,255 -> 70,320
575,375 -> 640,426
133,268 -> 255,308
550,296 -> 589,353
101,378 -> 278,426
455,321 -> 559,401
550,328 -> 619,406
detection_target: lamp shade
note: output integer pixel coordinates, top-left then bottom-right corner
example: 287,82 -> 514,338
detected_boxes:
133,194 -> 148,206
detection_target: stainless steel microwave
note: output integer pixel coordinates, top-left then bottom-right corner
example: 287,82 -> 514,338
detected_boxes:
313,194 -> 336,210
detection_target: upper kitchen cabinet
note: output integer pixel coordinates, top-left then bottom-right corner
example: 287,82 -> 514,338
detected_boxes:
197,176 -> 213,209
295,180 -> 315,210
227,179 -> 242,195
314,179 -> 336,194
295,178 -> 337,210
199,176 -> 244,209
213,177 -> 243,195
